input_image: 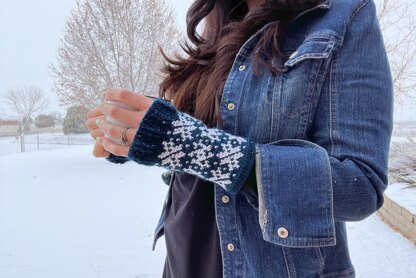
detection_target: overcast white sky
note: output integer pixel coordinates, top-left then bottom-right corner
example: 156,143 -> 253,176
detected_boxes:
0,0 -> 415,121
0,0 -> 193,117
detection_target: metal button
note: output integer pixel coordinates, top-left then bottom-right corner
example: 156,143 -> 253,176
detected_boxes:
239,65 -> 246,71
289,51 -> 298,59
227,103 -> 235,110
227,243 -> 235,252
277,227 -> 289,238
222,195 -> 230,204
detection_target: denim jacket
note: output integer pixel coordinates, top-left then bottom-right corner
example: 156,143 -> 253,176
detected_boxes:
108,0 -> 393,277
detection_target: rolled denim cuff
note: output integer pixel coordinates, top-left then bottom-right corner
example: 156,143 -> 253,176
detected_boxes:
255,139 -> 336,248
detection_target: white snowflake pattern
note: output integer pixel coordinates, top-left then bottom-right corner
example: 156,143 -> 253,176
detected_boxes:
171,113 -> 198,140
199,128 -> 224,142
157,111 -> 249,190
209,168 -> 232,187
183,167 -> 202,177
219,152 -> 244,172
187,141 -> 214,170
158,141 -> 186,167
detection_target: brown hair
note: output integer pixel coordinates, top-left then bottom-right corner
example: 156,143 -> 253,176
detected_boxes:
157,0 -> 325,128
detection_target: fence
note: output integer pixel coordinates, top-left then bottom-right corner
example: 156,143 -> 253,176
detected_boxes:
0,131 -> 95,155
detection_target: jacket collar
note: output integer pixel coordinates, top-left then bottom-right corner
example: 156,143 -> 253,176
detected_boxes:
236,0 -> 332,58
290,0 -> 332,24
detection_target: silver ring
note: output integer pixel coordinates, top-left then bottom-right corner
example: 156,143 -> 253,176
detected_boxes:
119,127 -> 129,145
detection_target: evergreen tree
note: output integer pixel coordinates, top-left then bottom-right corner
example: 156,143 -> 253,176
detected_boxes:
63,105 -> 90,134
35,114 -> 56,128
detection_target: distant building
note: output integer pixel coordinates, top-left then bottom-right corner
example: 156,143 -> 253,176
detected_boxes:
0,118 -> 19,125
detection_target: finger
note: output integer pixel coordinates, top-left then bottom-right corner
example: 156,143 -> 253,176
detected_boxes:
86,115 -> 106,130
98,102 -> 144,128
87,107 -> 104,119
90,128 -> 105,140
104,88 -> 154,111
96,136 -> 130,157
97,119 -> 137,144
92,142 -> 111,158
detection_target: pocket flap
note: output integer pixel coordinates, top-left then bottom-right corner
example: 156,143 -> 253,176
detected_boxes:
284,39 -> 335,68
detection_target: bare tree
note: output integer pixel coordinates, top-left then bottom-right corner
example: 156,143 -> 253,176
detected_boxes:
376,0 -> 416,104
49,0 -> 182,110
1,86 -> 49,152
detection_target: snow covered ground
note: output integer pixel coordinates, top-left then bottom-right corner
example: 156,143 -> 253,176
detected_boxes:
347,215 -> 416,277
0,143 -> 415,277
0,145 -> 168,278
385,183 -> 416,215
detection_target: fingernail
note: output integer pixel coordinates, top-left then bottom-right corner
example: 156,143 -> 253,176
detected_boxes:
96,136 -> 102,143
95,118 -> 101,127
100,89 -> 108,95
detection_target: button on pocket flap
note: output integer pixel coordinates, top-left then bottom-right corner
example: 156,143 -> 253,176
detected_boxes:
284,39 -> 335,68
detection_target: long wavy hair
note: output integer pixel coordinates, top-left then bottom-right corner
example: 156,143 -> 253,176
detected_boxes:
157,0 -> 325,128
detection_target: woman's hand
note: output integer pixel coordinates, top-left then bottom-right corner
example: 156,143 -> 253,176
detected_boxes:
85,106 -> 111,159
92,88 -> 155,158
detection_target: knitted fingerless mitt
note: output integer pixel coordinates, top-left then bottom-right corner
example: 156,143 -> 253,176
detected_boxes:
127,98 -> 256,195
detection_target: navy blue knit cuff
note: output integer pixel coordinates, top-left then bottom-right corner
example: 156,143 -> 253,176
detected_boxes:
127,98 -> 256,195
127,98 -> 178,166
106,153 -> 131,164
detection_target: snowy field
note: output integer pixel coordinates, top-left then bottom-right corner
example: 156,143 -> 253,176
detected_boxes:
0,143 -> 415,277
0,145 -> 168,278
0,132 -> 94,156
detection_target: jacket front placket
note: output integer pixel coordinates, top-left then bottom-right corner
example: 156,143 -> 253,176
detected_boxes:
214,23 -> 274,278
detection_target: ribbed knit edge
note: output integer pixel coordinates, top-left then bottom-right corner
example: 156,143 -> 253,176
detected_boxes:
127,98 -> 178,165
106,153 -> 131,164
226,141 -> 256,195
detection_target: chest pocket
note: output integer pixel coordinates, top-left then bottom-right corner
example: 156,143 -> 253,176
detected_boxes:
269,38 -> 336,142
283,39 -> 335,68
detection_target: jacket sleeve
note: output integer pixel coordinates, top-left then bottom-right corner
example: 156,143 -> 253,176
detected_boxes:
254,0 -> 394,248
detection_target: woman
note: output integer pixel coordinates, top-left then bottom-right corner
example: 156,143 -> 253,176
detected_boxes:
86,0 -> 393,277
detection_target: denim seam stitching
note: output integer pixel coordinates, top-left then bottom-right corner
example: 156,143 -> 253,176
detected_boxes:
304,35 -> 342,44
329,50 -> 338,156
214,186 -> 230,278
322,267 -> 355,278
316,247 -> 325,276
300,57 -> 327,139
340,0 -> 372,45
255,148 -> 267,235
232,195 -> 246,278
297,58 -> 322,138
270,72 -> 282,142
262,66 -> 273,141
261,146 -> 270,235
269,68 -> 277,142
235,62 -> 250,134
282,247 -> 297,278
321,144 -> 336,241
